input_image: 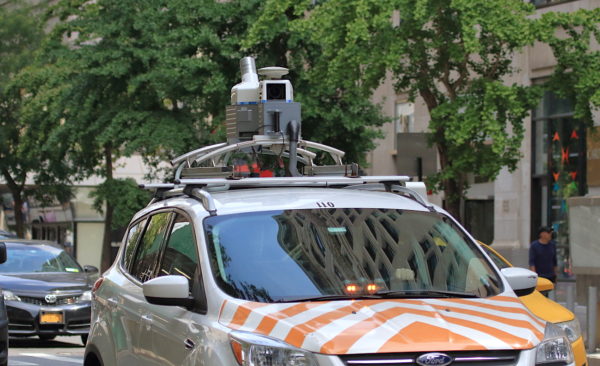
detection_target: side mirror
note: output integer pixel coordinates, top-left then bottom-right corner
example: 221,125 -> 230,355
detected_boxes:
501,267 -> 538,297
83,265 -> 99,274
536,277 -> 554,292
0,243 -> 6,264
143,275 -> 194,309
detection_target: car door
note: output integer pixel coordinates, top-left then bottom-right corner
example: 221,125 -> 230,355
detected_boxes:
123,211 -> 173,366
146,212 -> 205,365
104,217 -> 147,366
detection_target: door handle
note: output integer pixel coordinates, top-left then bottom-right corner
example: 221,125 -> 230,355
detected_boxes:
184,338 -> 195,350
107,297 -> 118,309
141,314 -> 153,331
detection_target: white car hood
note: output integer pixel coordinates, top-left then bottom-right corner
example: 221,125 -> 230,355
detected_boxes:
219,296 -> 545,355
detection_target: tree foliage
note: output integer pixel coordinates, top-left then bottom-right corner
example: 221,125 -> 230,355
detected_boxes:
37,0 -> 384,269
536,8 -> 600,124
245,1 -> 387,165
90,178 -> 151,229
0,1 -> 72,237
253,0 -> 545,219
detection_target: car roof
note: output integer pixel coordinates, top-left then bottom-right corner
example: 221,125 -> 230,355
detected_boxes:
0,230 -> 17,239
0,239 -> 64,250
135,186 -> 437,221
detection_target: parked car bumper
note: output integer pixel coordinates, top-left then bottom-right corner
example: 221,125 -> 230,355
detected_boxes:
6,300 -> 90,337
572,336 -> 586,366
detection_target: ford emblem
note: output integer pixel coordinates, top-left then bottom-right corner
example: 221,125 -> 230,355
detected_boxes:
416,353 -> 452,366
45,294 -> 57,304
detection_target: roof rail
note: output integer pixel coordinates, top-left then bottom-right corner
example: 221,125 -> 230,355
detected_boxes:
176,176 -> 410,187
344,183 -> 434,212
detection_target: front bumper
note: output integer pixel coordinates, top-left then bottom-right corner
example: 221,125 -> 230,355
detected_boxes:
6,300 -> 90,337
572,336 -> 587,366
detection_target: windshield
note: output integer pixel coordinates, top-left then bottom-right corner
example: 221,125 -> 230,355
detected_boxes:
205,208 -> 502,303
0,244 -> 82,273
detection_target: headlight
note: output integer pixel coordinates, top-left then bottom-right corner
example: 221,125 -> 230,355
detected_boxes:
78,290 -> 92,302
3,290 -> 21,301
230,331 -> 317,366
536,322 -> 574,365
555,319 -> 582,343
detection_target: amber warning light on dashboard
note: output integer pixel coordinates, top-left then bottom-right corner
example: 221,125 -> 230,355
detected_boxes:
366,284 -> 379,294
344,283 -> 381,295
345,284 -> 359,294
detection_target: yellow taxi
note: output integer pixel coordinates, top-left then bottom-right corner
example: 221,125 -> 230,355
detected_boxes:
479,242 -> 587,366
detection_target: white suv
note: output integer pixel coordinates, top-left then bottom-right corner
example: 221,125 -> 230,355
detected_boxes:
84,175 -> 574,366
84,56 -> 574,366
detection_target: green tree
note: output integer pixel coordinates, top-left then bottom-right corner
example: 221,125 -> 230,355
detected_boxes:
253,0 -> 543,220
536,8 -> 600,124
35,0 -> 388,269
245,2 -> 387,165
39,0 -> 274,270
0,1 -> 72,238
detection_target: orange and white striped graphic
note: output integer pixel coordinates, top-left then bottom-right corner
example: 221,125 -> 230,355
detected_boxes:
219,296 -> 545,355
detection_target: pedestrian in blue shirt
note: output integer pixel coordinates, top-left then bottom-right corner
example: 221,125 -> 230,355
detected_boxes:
529,226 -> 558,284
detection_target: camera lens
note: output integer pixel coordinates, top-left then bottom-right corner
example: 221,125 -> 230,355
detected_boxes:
266,83 -> 286,100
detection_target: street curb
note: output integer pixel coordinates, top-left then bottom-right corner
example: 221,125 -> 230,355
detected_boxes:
589,354 -> 600,366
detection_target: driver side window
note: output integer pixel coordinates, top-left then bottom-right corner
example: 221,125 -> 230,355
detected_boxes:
158,214 -> 198,282
130,212 -> 172,283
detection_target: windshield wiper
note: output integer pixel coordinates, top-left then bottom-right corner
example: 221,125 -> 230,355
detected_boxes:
273,289 -> 478,303
273,294 -> 382,303
374,289 -> 479,298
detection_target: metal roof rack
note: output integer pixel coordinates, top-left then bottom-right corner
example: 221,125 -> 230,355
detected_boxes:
170,135 -> 348,181
139,133 -> 433,216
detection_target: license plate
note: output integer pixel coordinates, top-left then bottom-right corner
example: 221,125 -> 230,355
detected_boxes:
40,312 -> 64,324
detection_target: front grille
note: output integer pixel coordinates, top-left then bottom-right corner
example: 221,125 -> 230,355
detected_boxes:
19,296 -> 80,306
339,350 -> 520,366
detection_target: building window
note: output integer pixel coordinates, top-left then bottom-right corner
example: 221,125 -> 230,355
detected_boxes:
394,102 -> 414,135
531,91 -> 586,279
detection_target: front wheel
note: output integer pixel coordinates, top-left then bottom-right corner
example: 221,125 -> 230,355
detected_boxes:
81,334 -> 88,345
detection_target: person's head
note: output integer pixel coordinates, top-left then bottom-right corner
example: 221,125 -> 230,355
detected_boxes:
538,226 -> 553,242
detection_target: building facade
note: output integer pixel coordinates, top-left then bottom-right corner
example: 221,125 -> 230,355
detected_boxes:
366,0 -> 600,273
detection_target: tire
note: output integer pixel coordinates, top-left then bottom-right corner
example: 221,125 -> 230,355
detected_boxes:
81,334 -> 88,345
38,335 -> 56,341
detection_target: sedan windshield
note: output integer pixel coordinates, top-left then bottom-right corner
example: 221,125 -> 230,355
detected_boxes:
0,244 -> 82,273
205,208 -> 502,303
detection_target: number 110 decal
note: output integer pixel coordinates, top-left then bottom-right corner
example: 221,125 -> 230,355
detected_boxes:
316,201 -> 335,208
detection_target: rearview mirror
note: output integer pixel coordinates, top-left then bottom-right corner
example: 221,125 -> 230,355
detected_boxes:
500,267 -> 537,296
143,275 -> 194,309
83,265 -> 99,274
536,277 -> 554,292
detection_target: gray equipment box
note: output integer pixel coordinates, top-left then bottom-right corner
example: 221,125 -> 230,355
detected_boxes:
226,102 -> 301,142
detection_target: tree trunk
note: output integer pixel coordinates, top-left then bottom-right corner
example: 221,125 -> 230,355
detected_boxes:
100,145 -> 114,272
1,168 -> 26,237
436,142 -> 463,223
443,178 -> 462,223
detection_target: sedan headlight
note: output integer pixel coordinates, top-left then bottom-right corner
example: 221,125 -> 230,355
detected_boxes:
536,322 -> 574,365
230,331 -> 317,366
78,290 -> 92,302
3,290 -> 21,302
555,319 -> 582,343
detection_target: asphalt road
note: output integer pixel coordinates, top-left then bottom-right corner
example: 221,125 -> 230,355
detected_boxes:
8,336 -> 84,366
